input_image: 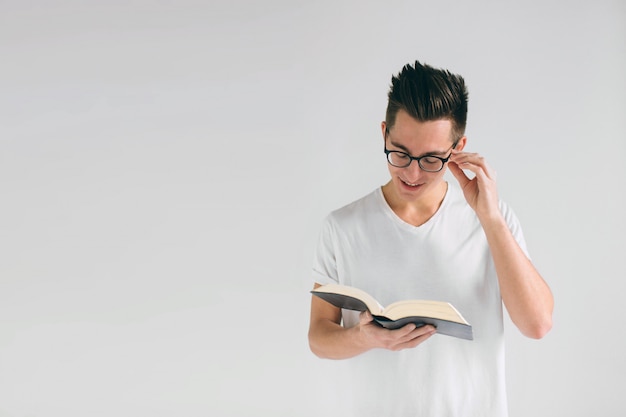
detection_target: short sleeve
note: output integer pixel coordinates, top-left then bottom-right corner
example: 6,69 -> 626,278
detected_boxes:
311,214 -> 340,286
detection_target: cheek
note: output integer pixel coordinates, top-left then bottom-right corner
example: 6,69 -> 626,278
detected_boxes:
387,164 -> 401,178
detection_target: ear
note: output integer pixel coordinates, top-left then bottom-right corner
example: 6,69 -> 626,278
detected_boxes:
381,121 -> 387,142
454,136 -> 467,151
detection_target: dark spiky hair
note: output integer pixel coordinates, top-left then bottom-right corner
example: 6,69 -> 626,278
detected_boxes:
385,60 -> 468,140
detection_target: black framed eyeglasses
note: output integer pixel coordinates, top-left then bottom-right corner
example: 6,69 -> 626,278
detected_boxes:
384,142 -> 458,172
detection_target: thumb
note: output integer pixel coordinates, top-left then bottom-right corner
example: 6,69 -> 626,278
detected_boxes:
448,161 -> 469,187
359,310 -> 374,324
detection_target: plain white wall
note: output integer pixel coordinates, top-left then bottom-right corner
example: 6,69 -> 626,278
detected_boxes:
1,1 -> 624,416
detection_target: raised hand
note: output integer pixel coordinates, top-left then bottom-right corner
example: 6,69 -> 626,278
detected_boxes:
448,150 -> 501,221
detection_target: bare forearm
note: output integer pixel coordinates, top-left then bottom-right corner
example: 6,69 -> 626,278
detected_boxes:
481,215 -> 554,339
308,319 -> 369,360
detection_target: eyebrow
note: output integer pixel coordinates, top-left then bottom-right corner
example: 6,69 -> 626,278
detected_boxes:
389,140 -> 451,157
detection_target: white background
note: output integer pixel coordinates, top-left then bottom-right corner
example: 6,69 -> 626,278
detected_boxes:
1,1 -> 624,416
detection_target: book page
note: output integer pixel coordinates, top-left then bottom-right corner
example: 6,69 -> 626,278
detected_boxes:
314,284 -> 384,314
382,300 -> 469,324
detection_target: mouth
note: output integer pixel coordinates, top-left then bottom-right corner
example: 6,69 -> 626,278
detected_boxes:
400,178 -> 423,188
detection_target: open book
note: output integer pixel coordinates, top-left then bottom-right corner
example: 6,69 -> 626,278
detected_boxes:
311,283 -> 473,340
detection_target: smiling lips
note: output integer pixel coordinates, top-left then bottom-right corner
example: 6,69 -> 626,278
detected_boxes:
401,178 -> 422,187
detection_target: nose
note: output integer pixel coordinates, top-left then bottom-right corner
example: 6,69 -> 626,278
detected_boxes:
403,159 -> 423,181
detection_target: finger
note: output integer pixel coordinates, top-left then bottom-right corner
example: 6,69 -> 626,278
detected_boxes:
451,153 -> 495,180
404,330 -> 436,348
448,160 -> 470,186
409,324 -> 436,338
396,324 -> 435,342
451,161 -> 490,185
455,162 -> 497,192
391,328 -> 436,351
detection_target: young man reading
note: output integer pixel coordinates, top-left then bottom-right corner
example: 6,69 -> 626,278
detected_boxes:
308,60 -> 553,416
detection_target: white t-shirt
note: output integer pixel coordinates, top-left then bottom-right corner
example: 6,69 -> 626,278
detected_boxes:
312,183 -> 528,417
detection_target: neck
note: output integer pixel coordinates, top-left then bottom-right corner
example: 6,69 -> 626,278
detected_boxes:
382,181 -> 448,227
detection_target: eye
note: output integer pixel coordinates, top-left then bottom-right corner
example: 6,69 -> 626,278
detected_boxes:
391,152 -> 411,164
420,156 -> 442,166
387,151 -> 411,166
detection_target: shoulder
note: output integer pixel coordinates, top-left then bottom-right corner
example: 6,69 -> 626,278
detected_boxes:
327,188 -> 381,222
319,188 -> 384,236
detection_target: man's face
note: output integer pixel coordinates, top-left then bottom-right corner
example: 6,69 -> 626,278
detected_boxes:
382,109 -> 462,203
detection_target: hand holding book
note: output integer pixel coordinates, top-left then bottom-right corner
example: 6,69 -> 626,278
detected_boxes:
357,309 -> 438,350
311,284 -> 473,341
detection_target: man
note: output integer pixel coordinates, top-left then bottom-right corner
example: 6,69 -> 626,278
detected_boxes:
308,61 -> 553,416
